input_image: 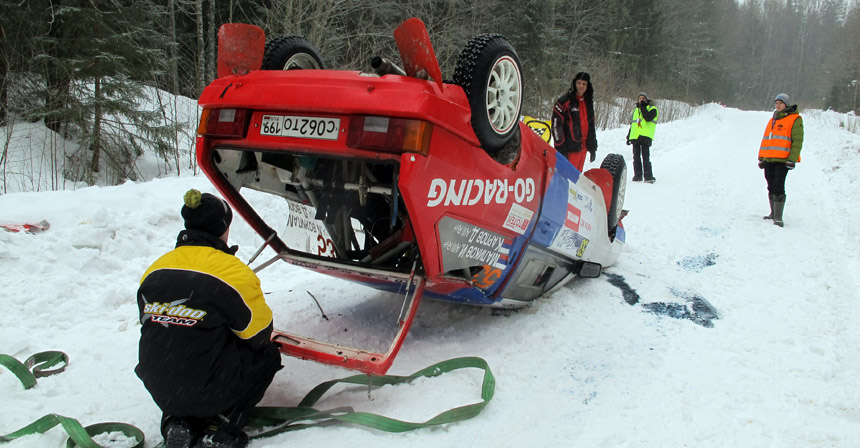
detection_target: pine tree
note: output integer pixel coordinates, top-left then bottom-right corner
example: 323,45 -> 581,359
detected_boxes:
30,0 -> 177,185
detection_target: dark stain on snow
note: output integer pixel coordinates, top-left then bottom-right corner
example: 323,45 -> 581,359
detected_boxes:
677,252 -> 718,273
604,273 -> 719,328
604,272 -> 641,305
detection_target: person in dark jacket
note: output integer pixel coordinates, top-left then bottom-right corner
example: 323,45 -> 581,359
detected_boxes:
758,93 -> 803,227
551,71 -> 597,172
136,189 -> 282,448
626,92 -> 659,182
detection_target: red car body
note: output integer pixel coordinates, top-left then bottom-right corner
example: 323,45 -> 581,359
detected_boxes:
196,20 -> 625,374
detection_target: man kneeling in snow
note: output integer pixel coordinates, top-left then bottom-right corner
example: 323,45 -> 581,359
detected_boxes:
135,189 -> 282,448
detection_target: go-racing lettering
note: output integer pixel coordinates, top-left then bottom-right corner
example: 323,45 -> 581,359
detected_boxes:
427,177 -> 536,207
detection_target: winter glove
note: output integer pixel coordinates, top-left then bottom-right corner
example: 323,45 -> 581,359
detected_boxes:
785,161 -> 795,170
589,151 -> 596,163
626,138 -> 632,146
758,160 -> 765,169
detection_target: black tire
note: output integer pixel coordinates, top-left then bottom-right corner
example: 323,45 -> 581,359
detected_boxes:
600,153 -> 627,233
453,34 -> 523,152
261,36 -> 325,70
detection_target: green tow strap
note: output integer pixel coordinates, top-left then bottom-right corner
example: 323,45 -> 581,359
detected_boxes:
0,352 -> 145,448
0,351 -> 69,389
247,356 -> 495,437
2,353 -> 494,447
0,414 -> 144,448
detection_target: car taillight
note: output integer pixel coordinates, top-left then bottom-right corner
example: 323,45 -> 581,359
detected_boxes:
346,116 -> 432,155
197,108 -> 250,138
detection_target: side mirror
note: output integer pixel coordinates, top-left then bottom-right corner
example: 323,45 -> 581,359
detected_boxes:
577,261 -> 602,278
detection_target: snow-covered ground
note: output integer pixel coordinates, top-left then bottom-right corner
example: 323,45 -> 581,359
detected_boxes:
2,103 -> 860,447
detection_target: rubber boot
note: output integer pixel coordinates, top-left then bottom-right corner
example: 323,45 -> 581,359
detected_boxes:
163,418 -> 194,448
773,195 -> 786,227
763,194 -> 774,220
632,165 -> 642,182
632,149 -> 643,181
644,160 -> 655,183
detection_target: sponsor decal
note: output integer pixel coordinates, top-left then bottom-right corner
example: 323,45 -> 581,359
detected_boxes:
565,204 -> 582,232
503,203 -> 534,235
286,200 -> 327,234
427,177 -> 536,207
439,217 -> 513,272
576,238 -> 589,258
494,240 -> 512,270
568,181 -> 593,213
284,200 -> 336,257
152,315 -> 199,326
472,264 -> 503,289
563,205 -> 591,233
141,297 -> 207,328
550,228 -> 590,258
143,301 -> 207,319
523,115 -> 552,143
546,180 -> 598,258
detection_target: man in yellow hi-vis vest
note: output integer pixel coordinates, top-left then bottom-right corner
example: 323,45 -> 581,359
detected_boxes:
626,92 -> 658,183
758,93 -> 804,227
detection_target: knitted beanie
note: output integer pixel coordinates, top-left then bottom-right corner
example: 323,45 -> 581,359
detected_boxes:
774,93 -> 790,106
180,189 -> 232,237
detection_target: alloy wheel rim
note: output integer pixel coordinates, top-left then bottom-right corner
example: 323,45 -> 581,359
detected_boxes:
485,56 -> 521,133
283,53 -> 321,70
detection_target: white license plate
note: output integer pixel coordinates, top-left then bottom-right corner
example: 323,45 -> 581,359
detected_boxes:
260,115 -> 341,140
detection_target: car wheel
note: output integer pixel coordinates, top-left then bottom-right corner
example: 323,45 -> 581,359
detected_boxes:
600,153 -> 627,233
453,34 -> 523,152
261,36 -> 325,70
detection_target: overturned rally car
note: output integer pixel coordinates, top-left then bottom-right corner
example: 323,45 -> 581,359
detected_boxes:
196,19 -> 627,375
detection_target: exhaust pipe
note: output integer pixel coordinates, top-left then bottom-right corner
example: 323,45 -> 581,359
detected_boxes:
371,56 -> 406,77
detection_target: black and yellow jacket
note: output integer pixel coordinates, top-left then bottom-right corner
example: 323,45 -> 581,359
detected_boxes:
135,229 -> 279,416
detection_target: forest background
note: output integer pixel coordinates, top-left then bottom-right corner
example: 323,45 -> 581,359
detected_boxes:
1,0 -> 859,190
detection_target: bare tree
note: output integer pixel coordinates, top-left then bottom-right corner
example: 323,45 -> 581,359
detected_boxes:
207,0 -> 216,83
195,0 -> 205,94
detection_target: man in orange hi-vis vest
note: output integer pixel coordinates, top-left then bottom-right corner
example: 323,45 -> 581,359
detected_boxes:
758,93 -> 804,227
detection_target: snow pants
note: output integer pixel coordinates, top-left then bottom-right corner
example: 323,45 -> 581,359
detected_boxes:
762,161 -> 789,196
632,141 -> 653,179
160,342 -> 282,437
566,149 -> 588,173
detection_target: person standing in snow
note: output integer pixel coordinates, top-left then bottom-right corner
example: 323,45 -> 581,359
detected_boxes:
758,93 -> 803,227
552,71 -> 597,172
135,189 -> 282,448
625,92 -> 659,183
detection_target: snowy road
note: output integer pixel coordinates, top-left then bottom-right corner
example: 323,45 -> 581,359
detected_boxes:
2,104 -> 860,447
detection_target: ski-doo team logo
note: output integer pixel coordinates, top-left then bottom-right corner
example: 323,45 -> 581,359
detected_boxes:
427,177 -> 536,208
142,298 -> 207,327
